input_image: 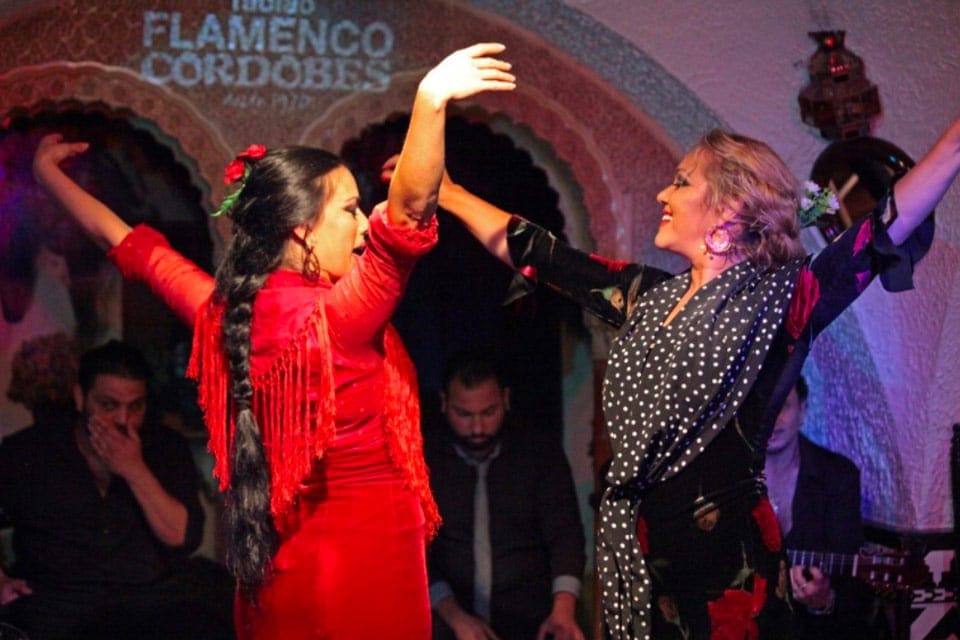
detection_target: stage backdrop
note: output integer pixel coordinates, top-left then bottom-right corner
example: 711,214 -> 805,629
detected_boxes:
1,0 -> 957,566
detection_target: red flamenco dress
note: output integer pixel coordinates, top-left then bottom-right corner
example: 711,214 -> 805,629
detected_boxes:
108,205 -> 440,639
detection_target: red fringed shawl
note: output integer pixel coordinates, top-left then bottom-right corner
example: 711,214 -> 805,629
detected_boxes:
107,217 -> 439,542
187,299 -> 440,540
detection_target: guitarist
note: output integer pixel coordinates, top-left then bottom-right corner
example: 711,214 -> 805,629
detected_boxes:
765,377 -> 882,639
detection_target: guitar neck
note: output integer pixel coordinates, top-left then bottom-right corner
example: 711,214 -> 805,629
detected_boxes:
785,548 -> 857,577
786,547 -> 923,592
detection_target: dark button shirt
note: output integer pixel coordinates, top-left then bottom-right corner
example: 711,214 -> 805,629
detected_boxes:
425,424 -> 585,638
0,418 -> 204,588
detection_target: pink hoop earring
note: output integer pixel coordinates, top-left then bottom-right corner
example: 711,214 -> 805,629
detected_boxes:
704,226 -> 732,255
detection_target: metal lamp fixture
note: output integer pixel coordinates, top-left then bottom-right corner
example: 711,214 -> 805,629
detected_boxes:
798,30 -> 881,140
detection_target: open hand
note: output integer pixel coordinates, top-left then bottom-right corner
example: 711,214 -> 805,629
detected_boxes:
33,133 -> 90,182
418,42 -> 516,107
0,574 -> 32,606
536,612 -> 585,640
449,611 -> 501,640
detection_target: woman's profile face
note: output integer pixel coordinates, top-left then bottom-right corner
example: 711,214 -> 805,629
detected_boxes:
305,165 -> 369,281
653,149 -> 725,263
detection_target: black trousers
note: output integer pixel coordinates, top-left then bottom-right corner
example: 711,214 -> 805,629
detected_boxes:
0,558 -> 234,640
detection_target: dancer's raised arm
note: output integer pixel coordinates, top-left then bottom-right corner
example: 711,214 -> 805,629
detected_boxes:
889,114 -> 960,245
388,43 -> 515,229
32,133 -> 132,250
438,170 -> 514,266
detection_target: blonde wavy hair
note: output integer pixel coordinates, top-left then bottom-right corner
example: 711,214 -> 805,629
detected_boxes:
696,129 -> 806,269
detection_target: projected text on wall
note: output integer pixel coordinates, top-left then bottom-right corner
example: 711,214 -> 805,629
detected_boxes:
140,1 -> 394,108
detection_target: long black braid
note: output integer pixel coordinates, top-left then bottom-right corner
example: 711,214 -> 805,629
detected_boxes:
212,146 -> 344,598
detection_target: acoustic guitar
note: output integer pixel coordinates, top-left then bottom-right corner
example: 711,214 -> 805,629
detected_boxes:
785,547 -> 930,594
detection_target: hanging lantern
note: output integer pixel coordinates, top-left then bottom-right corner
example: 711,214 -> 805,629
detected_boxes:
798,31 -> 881,140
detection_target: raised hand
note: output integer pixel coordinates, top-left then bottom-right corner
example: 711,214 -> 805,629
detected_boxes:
418,42 -> 516,107
888,112 -> 960,245
32,133 -> 132,250
379,153 -> 399,184
387,43 -> 515,228
33,133 -> 89,181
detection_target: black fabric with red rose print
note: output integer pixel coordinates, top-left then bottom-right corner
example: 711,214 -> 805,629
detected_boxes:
503,191 -> 932,639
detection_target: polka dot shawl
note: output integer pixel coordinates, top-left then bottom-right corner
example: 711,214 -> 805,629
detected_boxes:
597,259 -> 802,638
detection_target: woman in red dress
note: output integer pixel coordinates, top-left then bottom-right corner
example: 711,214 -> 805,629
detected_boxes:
32,43 -> 515,639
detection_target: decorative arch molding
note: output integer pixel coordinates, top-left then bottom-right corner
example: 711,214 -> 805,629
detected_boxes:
302,69 -> 625,255
305,76 -> 678,267
0,61 -> 234,243
462,0 -> 725,151
0,1 -> 718,264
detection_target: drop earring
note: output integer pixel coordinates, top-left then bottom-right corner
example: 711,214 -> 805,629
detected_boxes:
302,243 -> 321,281
291,230 -> 322,281
704,225 -> 732,255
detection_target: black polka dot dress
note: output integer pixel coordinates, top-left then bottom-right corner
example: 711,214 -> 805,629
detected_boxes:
501,197 -> 931,639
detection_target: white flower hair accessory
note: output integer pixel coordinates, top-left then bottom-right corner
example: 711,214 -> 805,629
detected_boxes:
797,180 -> 841,228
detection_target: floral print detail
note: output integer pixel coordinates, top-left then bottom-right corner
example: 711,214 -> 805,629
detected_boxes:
853,220 -> 874,255
636,516 -> 650,554
694,499 -> 720,532
775,559 -> 789,601
518,265 -> 539,281
658,595 -> 691,638
601,286 -> 626,312
708,574 -> 767,640
751,495 -> 782,552
785,265 -> 820,340
589,253 -> 632,272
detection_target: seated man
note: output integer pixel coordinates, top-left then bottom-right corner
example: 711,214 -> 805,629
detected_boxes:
0,339 -> 232,640
764,376 -> 879,640
425,352 -> 586,640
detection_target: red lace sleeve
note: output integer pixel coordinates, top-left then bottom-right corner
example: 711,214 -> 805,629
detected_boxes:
107,224 -> 215,326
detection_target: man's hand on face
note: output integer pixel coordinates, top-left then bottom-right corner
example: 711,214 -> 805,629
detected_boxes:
87,414 -> 146,479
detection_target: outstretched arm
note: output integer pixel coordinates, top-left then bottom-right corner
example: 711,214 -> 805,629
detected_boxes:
439,172 -> 515,266
33,135 -> 213,325
888,114 -> 960,245
387,43 -> 515,229
381,160 -> 514,265
33,134 -> 132,250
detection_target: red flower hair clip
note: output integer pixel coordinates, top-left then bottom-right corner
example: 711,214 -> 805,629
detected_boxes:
223,144 -> 267,185
213,144 -> 268,216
